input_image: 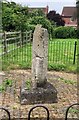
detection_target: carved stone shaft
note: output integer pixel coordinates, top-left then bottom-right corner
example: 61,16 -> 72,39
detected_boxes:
31,25 -> 48,89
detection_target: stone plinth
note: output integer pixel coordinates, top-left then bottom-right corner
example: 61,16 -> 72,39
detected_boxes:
20,82 -> 57,105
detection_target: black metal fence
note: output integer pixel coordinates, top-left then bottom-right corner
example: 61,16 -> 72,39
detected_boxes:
48,40 -> 77,64
0,31 -> 77,70
0,103 -> 79,120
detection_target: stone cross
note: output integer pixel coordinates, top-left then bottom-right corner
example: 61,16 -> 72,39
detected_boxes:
31,25 -> 48,89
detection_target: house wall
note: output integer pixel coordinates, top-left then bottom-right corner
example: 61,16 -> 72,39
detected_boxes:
62,17 -> 77,27
43,5 -> 49,15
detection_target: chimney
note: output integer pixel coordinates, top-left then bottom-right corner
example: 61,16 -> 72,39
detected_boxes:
46,5 -> 49,14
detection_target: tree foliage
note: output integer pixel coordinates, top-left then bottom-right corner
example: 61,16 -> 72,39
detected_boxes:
47,10 -> 65,26
29,9 -> 45,17
54,26 -> 77,38
28,16 -> 53,34
2,1 -> 55,34
2,1 -> 28,31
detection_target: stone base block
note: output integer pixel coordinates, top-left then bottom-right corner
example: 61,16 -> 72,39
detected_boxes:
20,82 -> 58,105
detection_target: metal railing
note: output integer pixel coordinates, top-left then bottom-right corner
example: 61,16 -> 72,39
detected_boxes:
0,107 -> 11,120
0,31 -> 32,70
0,103 -> 79,120
0,31 -> 77,70
65,103 -> 79,120
48,40 -> 77,66
28,105 -> 49,120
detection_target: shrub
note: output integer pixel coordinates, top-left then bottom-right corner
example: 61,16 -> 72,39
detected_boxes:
25,23 -> 35,32
54,26 -> 77,38
28,16 -> 53,35
76,29 -> 79,38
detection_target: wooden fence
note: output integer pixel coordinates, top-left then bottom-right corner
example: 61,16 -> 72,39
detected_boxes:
0,31 -> 32,56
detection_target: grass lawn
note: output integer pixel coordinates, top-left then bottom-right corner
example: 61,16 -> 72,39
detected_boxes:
1,38 -> 77,72
48,39 -> 77,72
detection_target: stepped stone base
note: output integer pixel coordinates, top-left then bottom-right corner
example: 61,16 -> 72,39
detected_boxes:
20,82 -> 58,105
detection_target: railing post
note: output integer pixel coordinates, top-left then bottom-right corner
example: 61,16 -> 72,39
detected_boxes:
26,30 -> 27,43
19,30 -> 22,47
21,31 -> 24,45
73,41 -> 77,64
3,31 -> 7,53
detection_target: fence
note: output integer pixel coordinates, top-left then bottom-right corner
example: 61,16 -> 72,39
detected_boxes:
0,31 -> 32,55
48,40 -> 77,70
0,31 -> 32,70
0,31 -> 77,70
0,103 -> 79,119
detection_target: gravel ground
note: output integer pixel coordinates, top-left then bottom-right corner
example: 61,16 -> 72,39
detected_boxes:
0,69 -> 78,119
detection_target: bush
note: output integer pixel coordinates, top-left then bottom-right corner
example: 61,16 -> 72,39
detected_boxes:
76,29 -> 79,38
25,23 -> 35,32
54,26 -> 77,38
28,16 -> 53,36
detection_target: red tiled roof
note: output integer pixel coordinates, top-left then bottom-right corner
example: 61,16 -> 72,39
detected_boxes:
62,7 -> 77,17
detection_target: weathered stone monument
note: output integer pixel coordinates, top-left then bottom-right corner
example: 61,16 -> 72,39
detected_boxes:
31,25 -> 48,89
21,25 -> 57,104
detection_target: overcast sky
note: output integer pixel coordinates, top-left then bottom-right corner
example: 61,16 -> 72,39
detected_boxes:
7,0 -> 76,14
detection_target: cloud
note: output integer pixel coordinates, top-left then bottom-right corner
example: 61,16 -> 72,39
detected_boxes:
7,0 -> 76,3
6,0 -> 76,14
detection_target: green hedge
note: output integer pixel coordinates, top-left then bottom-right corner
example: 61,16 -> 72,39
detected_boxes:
27,16 -> 54,36
53,26 -> 77,38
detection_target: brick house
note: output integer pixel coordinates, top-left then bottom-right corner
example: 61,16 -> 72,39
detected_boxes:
28,5 -> 49,15
61,7 -> 77,27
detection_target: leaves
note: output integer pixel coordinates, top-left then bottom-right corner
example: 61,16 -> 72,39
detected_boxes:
2,1 -> 28,31
0,79 -> 13,92
47,10 -> 65,26
26,79 -> 31,90
3,79 -> 13,87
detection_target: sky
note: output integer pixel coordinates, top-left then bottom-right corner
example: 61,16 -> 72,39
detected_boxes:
7,0 -> 76,14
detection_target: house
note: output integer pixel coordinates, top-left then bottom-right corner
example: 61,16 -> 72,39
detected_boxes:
28,5 -> 49,15
61,7 -> 77,27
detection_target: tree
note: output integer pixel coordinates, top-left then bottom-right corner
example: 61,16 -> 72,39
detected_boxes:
47,10 -> 65,26
2,0 -> 55,34
28,16 -> 53,35
2,1 -> 28,31
29,9 -> 45,18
